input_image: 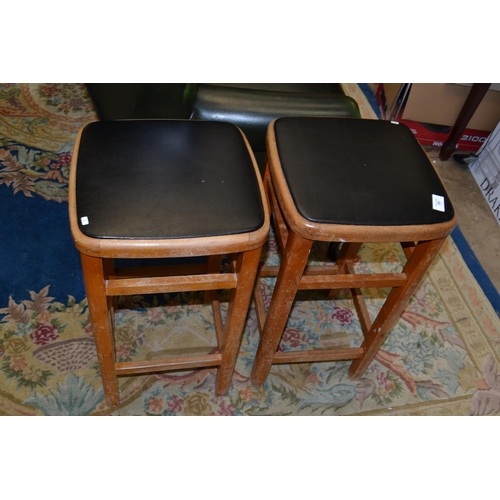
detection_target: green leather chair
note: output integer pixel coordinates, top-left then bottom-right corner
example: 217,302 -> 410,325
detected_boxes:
85,83 -> 361,161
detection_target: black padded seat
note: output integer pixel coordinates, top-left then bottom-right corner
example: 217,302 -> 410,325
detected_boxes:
274,117 -> 455,227
75,120 -> 265,239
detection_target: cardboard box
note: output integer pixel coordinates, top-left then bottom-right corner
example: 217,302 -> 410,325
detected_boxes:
403,83 -> 500,132
374,83 -> 498,152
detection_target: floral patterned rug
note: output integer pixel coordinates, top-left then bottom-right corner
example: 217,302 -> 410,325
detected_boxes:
1,83 -> 500,416
0,83 -> 95,202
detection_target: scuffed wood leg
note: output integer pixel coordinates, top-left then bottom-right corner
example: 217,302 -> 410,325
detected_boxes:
328,242 -> 362,300
215,247 -> 262,396
251,232 -> 313,387
348,237 -> 446,379
80,253 -> 120,407
204,254 -> 223,305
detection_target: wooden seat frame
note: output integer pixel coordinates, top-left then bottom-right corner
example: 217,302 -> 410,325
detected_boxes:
250,121 -> 457,386
69,127 -> 270,407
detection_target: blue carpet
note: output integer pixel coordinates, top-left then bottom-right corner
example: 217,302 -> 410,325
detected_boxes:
0,184 -> 85,303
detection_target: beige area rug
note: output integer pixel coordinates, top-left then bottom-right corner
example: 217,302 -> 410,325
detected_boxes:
1,83 -> 500,415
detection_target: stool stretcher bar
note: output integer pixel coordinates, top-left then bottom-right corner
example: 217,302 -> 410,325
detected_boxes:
105,273 -> 238,296
272,348 -> 365,364
116,354 -> 223,375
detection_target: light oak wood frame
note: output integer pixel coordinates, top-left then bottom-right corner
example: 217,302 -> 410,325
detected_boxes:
69,124 -> 270,408
251,119 -> 457,387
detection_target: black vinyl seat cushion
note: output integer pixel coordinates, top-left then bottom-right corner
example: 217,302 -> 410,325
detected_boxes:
75,120 -> 265,239
273,117 -> 455,227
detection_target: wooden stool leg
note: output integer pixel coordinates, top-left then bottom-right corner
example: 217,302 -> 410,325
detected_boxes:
251,232 -> 313,387
328,242 -> 362,300
215,247 -> 262,396
80,253 -> 120,407
348,237 -> 446,379
204,255 -> 223,305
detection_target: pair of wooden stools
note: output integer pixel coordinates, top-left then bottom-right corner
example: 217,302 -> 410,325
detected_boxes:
69,118 -> 456,407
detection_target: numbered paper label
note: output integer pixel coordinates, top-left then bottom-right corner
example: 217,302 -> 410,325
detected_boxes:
432,195 -> 445,212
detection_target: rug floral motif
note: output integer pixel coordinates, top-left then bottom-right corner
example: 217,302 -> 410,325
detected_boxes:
0,83 -> 96,202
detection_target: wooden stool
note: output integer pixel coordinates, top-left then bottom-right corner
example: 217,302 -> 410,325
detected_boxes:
69,120 -> 269,407
251,117 -> 457,386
